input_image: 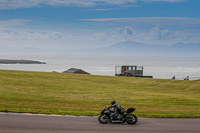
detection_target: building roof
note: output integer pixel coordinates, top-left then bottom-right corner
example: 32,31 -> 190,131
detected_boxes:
63,68 -> 90,75
63,68 -> 80,73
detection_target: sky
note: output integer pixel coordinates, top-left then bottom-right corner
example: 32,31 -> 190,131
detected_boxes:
0,0 -> 200,49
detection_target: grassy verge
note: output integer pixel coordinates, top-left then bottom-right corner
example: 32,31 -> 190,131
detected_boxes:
0,69 -> 200,118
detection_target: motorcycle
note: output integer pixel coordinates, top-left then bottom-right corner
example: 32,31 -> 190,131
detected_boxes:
98,106 -> 138,124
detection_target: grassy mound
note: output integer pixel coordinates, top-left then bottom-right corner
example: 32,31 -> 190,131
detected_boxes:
0,69 -> 199,118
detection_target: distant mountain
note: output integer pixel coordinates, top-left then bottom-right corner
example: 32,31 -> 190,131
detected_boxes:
96,41 -> 200,57
0,42 -> 200,57
75,41 -> 200,57
97,41 -> 165,56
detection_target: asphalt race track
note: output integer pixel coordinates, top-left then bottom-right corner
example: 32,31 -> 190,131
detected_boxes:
0,113 -> 200,133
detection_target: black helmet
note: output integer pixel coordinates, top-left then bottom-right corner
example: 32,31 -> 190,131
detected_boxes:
111,100 -> 116,105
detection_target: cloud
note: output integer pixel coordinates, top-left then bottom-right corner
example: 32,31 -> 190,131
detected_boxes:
0,29 -> 66,40
88,25 -> 200,46
140,25 -> 200,44
80,17 -> 200,26
148,24 -> 172,40
0,0 -> 41,10
1,23 -> 200,49
142,0 -> 184,2
0,0 -> 184,10
0,19 -> 31,28
84,8 -> 116,11
116,26 -> 135,35
81,17 -> 186,22
144,0 -> 184,2
0,28 -> 75,48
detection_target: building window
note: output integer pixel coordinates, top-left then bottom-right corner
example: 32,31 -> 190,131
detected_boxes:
137,67 -> 143,70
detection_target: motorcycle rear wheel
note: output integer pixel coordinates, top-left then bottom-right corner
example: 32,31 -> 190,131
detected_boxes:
98,114 -> 110,124
125,114 -> 138,124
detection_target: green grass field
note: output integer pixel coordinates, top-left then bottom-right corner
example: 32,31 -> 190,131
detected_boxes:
0,69 -> 200,118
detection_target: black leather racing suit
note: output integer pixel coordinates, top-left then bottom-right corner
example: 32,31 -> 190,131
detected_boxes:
111,102 -> 126,119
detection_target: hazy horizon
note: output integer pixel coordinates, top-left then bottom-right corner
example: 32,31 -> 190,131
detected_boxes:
1,54 -> 200,79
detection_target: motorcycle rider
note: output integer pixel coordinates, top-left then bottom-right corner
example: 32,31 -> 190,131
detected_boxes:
110,100 -> 126,120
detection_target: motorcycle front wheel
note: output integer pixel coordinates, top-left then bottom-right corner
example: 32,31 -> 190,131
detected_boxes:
125,114 -> 138,124
98,114 -> 110,124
